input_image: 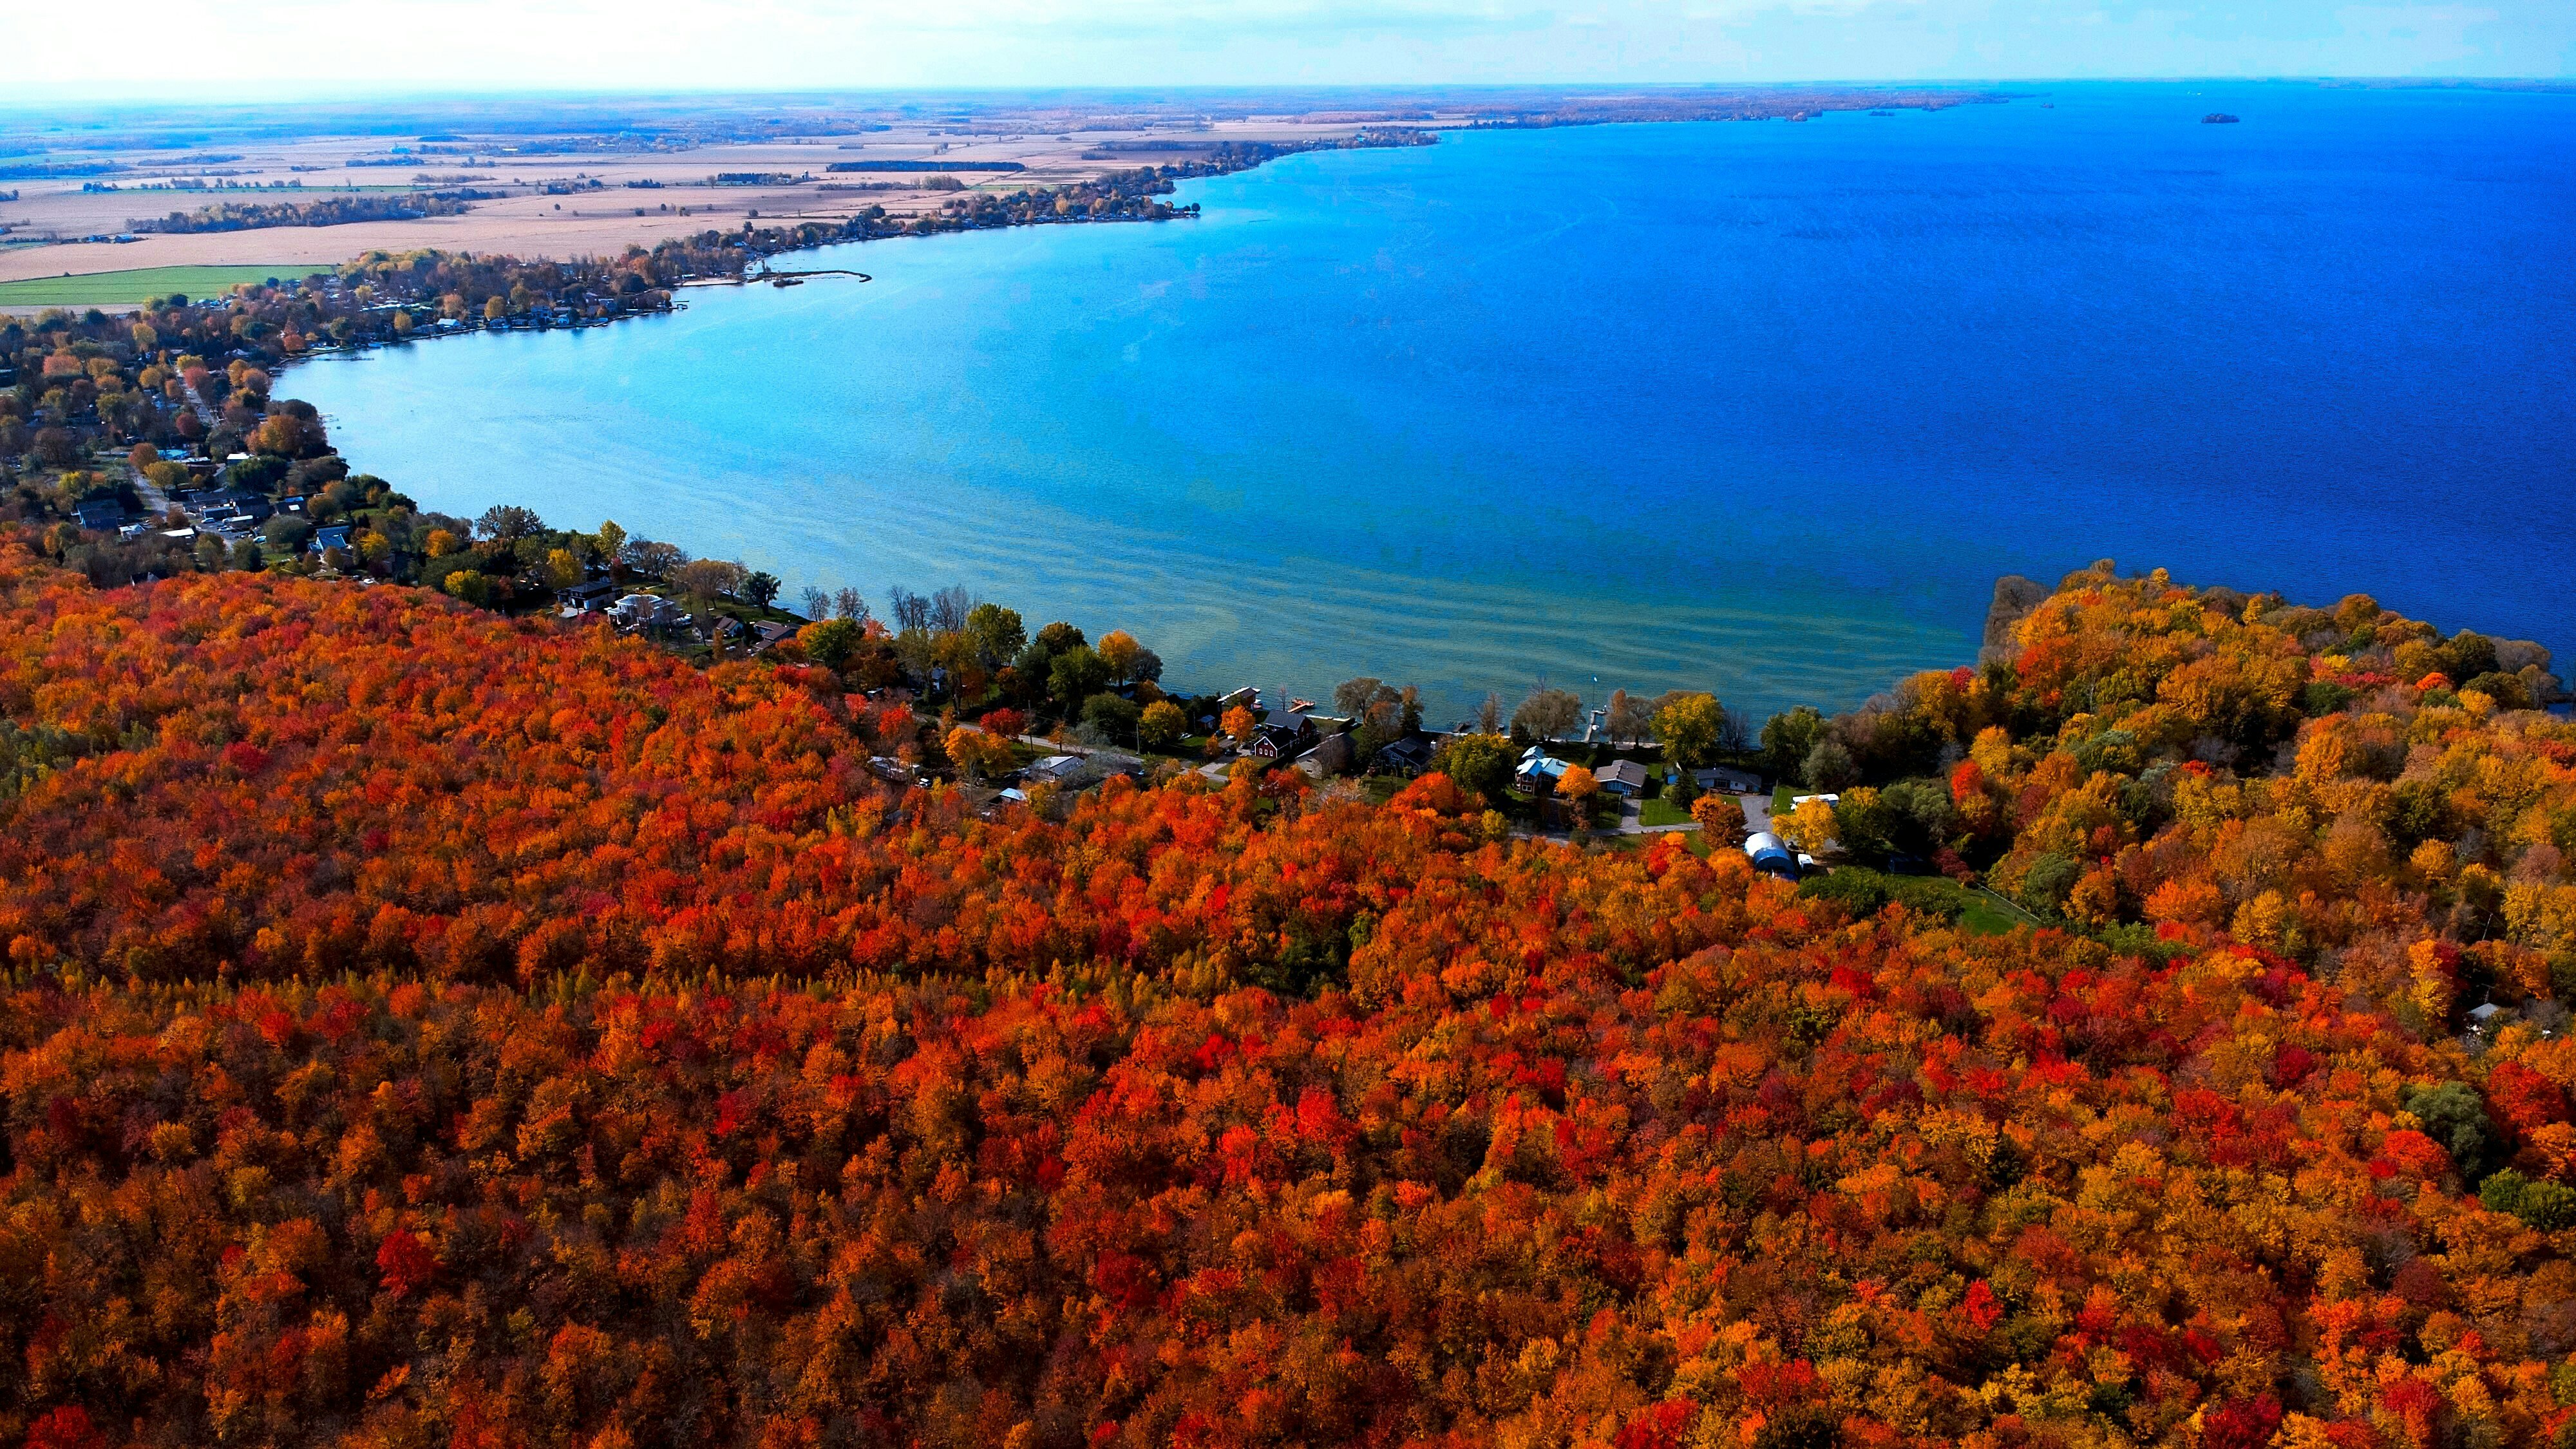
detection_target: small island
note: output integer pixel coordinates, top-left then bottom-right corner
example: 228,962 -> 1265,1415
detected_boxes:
2202,111 -> 2242,124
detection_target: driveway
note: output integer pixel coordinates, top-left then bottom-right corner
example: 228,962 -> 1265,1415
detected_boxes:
1739,791 -> 1774,835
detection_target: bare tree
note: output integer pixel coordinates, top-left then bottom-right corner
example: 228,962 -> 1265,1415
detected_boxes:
1477,691 -> 1502,735
1607,688 -> 1653,746
1512,687 -> 1583,743
832,587 -> 869,623
887,585 -> 929,632
929,584 -> 974,634
670,558 -> 747,606
798,586 -> 829,622
623,540 -> 687,580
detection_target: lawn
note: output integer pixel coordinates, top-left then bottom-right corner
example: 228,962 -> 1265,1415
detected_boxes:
1639,797 -> 1692,828
0,265 -> 304,308
1964,888 -> 2044,936
1958,895 -> 2023,936
1799,867 -> 2040,938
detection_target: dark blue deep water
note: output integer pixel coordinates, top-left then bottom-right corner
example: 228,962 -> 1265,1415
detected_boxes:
296,80 -> 2576,722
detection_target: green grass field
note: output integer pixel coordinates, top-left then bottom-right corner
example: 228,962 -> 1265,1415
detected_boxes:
1639,797 -> 1692,828
0,265 -> 303,308
1958,895 -> 2023,936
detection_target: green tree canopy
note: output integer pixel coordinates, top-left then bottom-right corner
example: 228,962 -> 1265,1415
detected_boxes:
1762,706 -> 1826,782
1049,645 -> 1110,710
1434,732 -> 1517,806
965,603 -> 1027,668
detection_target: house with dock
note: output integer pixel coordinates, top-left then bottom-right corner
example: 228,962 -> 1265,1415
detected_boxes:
1244,718 -> 1314,760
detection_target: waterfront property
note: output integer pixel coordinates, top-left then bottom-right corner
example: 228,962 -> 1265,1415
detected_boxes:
611,593 -> 685,630
1594,760 -> 1650,798
1515,746 -> 1573,795
557,578 -> 620,615
1372,734 -> 1435,776
1244,719 -> 1313,760
1696,765 -> 1763,795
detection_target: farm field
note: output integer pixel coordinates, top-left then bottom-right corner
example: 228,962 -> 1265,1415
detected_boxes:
0,263 -> 297,307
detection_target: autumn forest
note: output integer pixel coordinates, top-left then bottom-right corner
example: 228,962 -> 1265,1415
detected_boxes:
6,538 -> 2576,1449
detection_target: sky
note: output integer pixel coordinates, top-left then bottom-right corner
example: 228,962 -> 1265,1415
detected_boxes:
1,0 -> 2568,96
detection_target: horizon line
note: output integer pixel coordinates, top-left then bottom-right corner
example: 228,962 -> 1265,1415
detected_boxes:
5,75 -> 2572,113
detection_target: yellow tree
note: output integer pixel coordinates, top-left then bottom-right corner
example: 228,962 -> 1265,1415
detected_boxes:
1139,700 -> 1186,750
1652,692 -> 1725,768
1779,797 -> 1839,856
945,726 -> 1013,781
1220,705 -> 1256,743
1097,630 -> 1141,683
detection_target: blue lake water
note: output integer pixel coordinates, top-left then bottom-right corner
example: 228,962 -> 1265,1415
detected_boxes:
294,80 -> 2576,724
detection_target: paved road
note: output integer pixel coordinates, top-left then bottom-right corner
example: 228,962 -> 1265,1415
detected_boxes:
133,472 -> 171,520
178,373 -> 220,431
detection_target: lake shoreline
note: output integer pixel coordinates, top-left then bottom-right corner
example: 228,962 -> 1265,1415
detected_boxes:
287,87 -> 2576,723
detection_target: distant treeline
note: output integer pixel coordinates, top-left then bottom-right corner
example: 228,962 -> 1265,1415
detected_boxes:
135,194 -> 475,233
826,160 -> 1027,172
0,160 -> 127,180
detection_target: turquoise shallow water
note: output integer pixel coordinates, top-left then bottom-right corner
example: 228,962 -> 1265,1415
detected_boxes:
294,81 -> 2576,723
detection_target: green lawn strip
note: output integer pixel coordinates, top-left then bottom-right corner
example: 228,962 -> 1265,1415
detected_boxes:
1958,897 -> 2022,936
1970,887 -> 2046,929
0,264 -> 308,307
1800,866 -> 2027,934
1639,797 -> 1692,828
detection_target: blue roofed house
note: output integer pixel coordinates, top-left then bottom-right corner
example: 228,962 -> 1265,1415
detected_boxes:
310,524 -> 355,556
1515,745 -> 1572,795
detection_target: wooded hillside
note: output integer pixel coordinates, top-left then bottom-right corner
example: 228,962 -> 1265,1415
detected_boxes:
5,550 -> 2576,1449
